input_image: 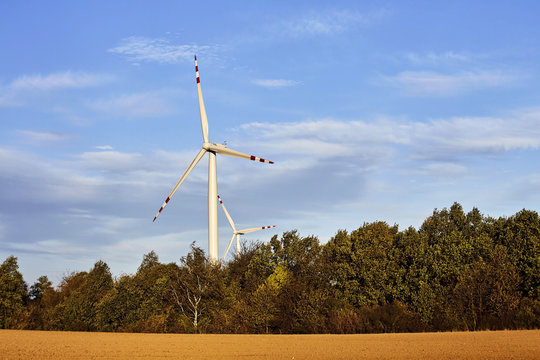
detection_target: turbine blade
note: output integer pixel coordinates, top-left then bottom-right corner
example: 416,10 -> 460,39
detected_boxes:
238,225 -> 276,234
206,143 -> 274,164
153,149 -> 206,222
218,195 -> 236,232
195,56 -> 209,143
220,233 -> 236,264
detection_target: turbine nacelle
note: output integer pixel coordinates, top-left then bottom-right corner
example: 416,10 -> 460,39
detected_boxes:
203,142 -> 227,152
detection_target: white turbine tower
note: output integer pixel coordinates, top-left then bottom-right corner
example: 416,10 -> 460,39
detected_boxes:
218,195 -> 276,263
153,56 -> 274,263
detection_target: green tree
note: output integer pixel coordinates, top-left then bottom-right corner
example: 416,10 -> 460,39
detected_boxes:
138,250 -> 160,273
0,256 -> 27,328
392,226 -> 433,325
170,244 -> 224,333
96,251 -> 183,333
451,246 -> 520,330
498,210 -> 540,299
53,261 -> 113,331
324,223 -> 397,308
247,263 -> 289,333
25,275 -> 54,329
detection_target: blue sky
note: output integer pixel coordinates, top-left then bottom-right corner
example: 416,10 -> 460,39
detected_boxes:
1,1 -> 539,285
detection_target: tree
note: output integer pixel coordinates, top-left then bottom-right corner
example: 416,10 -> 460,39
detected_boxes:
53,261 -> 113,331
28,275 -> 52,301
138,251 -> 160,273
170,244 -> 223,333
451,246 -> 520,330
0,256 -> 27,328
25,275 -> 54,329
246,263 -> 289,333
324,223 -> 397,308
498,210 -> 540,299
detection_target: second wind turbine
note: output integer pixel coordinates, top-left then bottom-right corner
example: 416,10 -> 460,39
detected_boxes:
153,56 -> 274,263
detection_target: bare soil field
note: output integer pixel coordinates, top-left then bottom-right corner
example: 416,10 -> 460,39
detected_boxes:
1,329 -> 539,359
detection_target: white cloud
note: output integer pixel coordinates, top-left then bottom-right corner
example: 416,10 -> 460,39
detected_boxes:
241,109 -> 540,163
252,79 -> 302,88
412,162 -> 470,177
7,239 -> 90,257
17,130 -> 76,146
10,71 -> 112,91
0,147 -> 105,205
241,118 -> 408,153
108,36 -> 216,64
90,92 -> 173,117
411,111 -> 540,157
278,9 -> 387,37
0,71 -> 113,108
95,145 -> 114,150
404,51 -> 473,65
384,70 -> 518,96
78,150 -> 146,172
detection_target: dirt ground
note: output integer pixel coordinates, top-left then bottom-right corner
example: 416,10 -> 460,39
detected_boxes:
1,329 -> 539,359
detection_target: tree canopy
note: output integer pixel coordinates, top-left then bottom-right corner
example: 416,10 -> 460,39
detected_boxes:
1,203 -> 538,333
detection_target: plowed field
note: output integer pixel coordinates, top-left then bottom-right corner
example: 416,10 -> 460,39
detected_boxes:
1,329 -> 539,359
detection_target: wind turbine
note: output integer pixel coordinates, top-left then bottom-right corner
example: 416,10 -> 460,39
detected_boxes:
218,195 -> 276,263
153,56 -> 274,263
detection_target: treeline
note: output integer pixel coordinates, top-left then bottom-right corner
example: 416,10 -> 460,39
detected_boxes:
1,203 -> 538,333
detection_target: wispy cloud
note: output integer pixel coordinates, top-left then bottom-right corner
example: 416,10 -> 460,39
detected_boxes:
411,110 -> 540,157
17,130 -> 76,146
0,147 -> 105,205
10,71 -> 112,91
404,51 -> 473,65
241,108 -> 540,162
0,71 -> 113,108
78,150 -> 145,172
383,70 -> 519,96
108,36 -> 217,64
412,162 -> 469,177
277,9 -> 387,37
252,79 -> 302,88
90,92 -> 173,117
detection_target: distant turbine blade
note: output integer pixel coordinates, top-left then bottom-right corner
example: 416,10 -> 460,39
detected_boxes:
218,195 -> 236,231
221,233 -> 236,264
238,225 -> 276,234
206,143 -> 274,164
153,149 -> 207,222
195,55 -> 209,143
